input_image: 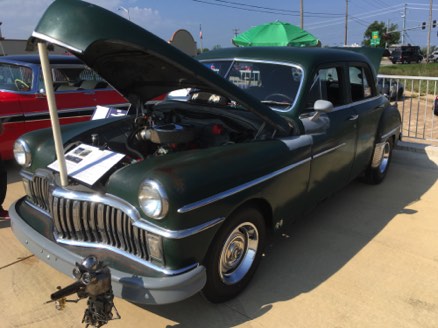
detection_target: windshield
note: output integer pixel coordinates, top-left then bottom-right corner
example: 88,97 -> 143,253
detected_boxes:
0,63 -> 33,92
202,60 -> 303,110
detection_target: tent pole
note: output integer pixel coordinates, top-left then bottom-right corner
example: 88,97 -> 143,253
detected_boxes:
37,42 -> 68,187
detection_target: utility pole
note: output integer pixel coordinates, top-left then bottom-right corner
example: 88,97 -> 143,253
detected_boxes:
344,0 -> 348,46
427,0 -> 433,61
0,22 -> 5,56
300,0 -> 303,29
386,19 -> 389,49
401,3 -> 407,45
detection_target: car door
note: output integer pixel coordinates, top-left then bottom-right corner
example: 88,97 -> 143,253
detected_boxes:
0,62 -> 34,159
301,64 -> 358,204
21,65 -> 127,133
19,65 -> 97,134
348,63 -> 385,178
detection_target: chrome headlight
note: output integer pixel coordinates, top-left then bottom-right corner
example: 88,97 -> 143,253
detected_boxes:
138,179 -> 169,219
13,139 -> 32,167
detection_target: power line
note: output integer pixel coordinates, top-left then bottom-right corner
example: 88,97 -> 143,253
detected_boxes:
191,0 -> 343,18
307,6 -> 402,30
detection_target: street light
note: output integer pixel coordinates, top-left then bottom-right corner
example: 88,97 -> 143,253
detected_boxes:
118,6 -> 131,21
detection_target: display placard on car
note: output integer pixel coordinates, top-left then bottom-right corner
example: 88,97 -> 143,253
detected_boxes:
48,144 -> 124,185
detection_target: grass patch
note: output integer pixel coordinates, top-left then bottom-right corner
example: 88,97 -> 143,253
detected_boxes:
379,63 -> 438,77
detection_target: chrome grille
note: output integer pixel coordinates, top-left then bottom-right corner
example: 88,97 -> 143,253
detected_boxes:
51,196 -> 150,261
27,175 -> 52,211
25,172 -> 150,262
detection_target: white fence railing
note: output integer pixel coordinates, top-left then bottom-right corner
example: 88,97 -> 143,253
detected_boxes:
378,74 -> 438,143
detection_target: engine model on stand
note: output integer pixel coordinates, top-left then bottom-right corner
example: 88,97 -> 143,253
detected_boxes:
47,256 -> 120,328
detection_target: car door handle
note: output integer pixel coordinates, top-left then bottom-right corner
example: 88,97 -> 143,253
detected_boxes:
348,114 -> 359,121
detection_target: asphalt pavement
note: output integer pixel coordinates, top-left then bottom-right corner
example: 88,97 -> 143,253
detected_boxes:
1,143 -> 437,328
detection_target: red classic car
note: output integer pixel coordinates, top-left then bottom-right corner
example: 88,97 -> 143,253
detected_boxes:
0,55 -> 128,159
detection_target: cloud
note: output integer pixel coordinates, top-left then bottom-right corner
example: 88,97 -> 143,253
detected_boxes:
127,7 -> 175,35
0,0 -> 175,42
0,0 -> 53,39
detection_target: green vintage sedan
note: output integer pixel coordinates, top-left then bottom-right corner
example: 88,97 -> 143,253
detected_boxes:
11,0 -> 401,306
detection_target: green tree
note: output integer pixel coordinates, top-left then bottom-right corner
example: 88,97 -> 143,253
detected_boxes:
363,21 -> 400,47
197,48 -> 210,54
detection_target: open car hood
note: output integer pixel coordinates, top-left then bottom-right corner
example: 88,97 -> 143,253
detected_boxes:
32,0 -> 290,136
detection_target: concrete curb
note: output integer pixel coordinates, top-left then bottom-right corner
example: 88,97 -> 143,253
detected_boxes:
396,141 -> 438,157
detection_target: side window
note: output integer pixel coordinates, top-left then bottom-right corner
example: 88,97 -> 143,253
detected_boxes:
0,64 -> 32,91
306,66 -> 344,109
349,66 -> 373,102
49,66 -> 109,92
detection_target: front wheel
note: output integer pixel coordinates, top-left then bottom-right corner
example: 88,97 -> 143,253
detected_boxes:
202,206 -> 266,303
363,138 -> 394,184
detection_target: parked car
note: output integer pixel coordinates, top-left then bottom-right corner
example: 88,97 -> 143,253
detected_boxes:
428,50 -> 438,63
0,55 -> 128,160
11,0 -> 401,307
377,78 -> 404,100
390,45 -> 423,64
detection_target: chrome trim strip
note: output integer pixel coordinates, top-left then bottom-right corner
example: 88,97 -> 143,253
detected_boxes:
22,103 -> 130,118
24,199 -> 49,213
313,143 -> 347,159
20,170 -> 34,181
178,157 -> 311,214
50,187 -> 224,239
350,95 -> 381,105
23,107 -> 96,118
0,113 -> 22,120
55,238 -> 198,276
381,126 -> 400,140
140,216 -> 225,239
32,31 -> 84,54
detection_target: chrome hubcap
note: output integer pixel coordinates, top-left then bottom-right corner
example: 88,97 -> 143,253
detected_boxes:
219,222 -> 259,285
378,141 -> 391,174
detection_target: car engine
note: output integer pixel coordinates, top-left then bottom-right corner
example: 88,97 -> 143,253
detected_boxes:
74,101 -> 266,164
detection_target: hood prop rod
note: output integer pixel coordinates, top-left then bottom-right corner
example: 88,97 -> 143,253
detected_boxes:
37,42 -> 68,187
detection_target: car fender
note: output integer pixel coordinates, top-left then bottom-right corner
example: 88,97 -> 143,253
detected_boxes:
375,103 -> 401,144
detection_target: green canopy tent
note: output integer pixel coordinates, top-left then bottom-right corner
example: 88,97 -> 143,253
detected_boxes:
232,21 -> 320,47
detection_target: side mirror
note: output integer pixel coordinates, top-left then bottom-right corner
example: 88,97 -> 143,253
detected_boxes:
311,100 -> 333,121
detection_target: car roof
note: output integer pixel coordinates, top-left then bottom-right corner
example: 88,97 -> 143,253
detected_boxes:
197,47 -> 372,71
0,54 -> 83,65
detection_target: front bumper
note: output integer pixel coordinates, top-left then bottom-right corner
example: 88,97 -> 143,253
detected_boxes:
10,200 -> 207,305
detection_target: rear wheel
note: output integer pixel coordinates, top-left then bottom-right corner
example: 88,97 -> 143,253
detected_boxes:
202,206 -> 266,303
364,138 -> 393,184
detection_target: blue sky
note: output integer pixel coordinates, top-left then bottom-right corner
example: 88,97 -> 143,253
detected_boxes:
1,0 -> 438,49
